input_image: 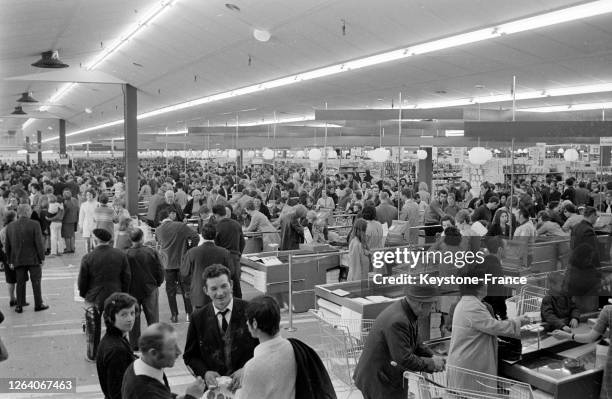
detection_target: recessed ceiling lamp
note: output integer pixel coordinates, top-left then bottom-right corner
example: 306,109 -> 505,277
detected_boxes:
11,106 -> 26,115
31,51 -> 69,68
225,3 -> 240,11
253,29 -> 271,42
42,0 -> 612,143
85,108 -> 93,114
17,92 -> 38,103
47,126 -> 53,130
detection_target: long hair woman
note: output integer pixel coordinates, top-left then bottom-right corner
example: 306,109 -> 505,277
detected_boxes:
347,218 -> 369,281
487,209 -> 511,239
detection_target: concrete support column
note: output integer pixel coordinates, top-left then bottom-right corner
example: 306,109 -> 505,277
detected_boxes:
25,136 -> 30,164
602,146 -> 611,167
59,119 -> 66,172
124,84 -> 138,216
37,130 -> 42,164
417,147 -> 433,193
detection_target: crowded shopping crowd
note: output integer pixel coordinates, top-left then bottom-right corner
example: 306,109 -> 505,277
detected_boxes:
1,156 -> 612,398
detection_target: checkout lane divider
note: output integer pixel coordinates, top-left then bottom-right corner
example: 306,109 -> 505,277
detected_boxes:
284,242 -> 430,332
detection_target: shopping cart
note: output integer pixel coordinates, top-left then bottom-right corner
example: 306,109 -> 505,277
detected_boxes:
506,284 -> 548,317
405,364 -> 534,399
309,310 -> 375,397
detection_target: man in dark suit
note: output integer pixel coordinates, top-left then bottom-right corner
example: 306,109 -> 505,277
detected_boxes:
157,209 -> 200,323
279,204 -> 307,250
354,284 -> 444,399
5,204 -> 47,313
212,205 -> 245,298
571,206 -> 600,267
184,264 -> 257,390
126,228 -> 165,351
183,223 -> 232,309
78,228 -> 131,360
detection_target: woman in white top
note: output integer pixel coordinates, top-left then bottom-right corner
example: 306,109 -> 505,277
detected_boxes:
78,189 -> 99,252
316,190 -> 335,210
514,208 -> 536,269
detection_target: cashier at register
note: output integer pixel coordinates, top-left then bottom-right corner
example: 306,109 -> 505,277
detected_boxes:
552,304 -> 612,399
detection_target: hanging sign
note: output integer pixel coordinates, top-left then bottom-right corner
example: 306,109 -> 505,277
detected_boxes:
58,153 -> 70,165
600,137 -> 612,146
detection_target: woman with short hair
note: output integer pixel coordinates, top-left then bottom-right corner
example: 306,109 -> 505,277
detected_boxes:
96,292 -> 138,399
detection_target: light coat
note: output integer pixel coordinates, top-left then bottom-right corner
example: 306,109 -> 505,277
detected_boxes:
448,296 -> 521,392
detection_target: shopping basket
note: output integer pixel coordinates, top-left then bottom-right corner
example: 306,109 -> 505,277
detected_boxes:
309,309 -> 374,396
405,364 -> 534,399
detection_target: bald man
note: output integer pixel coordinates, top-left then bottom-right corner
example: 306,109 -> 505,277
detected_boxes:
155,190 -> 184,226
121,323 -> 205,399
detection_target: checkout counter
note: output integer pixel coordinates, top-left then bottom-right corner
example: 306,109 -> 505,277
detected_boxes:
240,245 -> 344,312
420,314 -> 607,399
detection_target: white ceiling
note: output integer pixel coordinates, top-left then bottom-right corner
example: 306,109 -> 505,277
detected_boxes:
2,0 -> 612,149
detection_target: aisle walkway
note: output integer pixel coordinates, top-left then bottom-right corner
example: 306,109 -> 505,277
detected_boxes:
0,237 -> 363,399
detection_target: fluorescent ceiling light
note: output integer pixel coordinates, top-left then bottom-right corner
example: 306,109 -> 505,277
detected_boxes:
42,150 -> 53,154
445,130 -> 465,137
517,102 -> 612,112
87,0 -> 177,70
30,1 -> 177,130
42,0 -> 612,142
69,141 -> 92,146
142,129 -> 187,135
21,119 -> 35,130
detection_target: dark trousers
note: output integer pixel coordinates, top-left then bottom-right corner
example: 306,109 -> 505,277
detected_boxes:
130,289 -> 159,350
165,269 -> 192,316
15,265 -> 43,307
229,253 -> 242,299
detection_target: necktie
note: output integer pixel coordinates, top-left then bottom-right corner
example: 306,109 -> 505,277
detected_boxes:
219,309 -> 229,333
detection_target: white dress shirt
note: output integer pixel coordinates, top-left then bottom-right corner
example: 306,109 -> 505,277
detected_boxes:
213,298 -> 234,331
133,358 -> 165,385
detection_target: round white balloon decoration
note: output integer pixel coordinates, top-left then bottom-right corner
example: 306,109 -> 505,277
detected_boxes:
262,149 -> 274,160
468,147 -> 492,165
563,148 -> 579,162
295,150 -> 305,158
227,149 -> 238,159
416,149 -> 428,160
308,148 -> 322,161
370,147 -> 390,162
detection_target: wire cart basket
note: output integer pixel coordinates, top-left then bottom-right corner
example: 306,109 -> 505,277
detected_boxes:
506,284 -> 549,318
405,365 -> 534,399
309,309 -> 375,397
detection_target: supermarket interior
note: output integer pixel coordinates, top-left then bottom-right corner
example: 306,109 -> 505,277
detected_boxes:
4,1 -> 612,399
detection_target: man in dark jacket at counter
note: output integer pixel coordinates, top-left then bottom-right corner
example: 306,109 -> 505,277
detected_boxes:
212,205 -> 245,299
571,206 -> 600,268
354,284 -> 445,399
78,228 -> 131,360
126,228 -> 165,351
279,204 -> 307,251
